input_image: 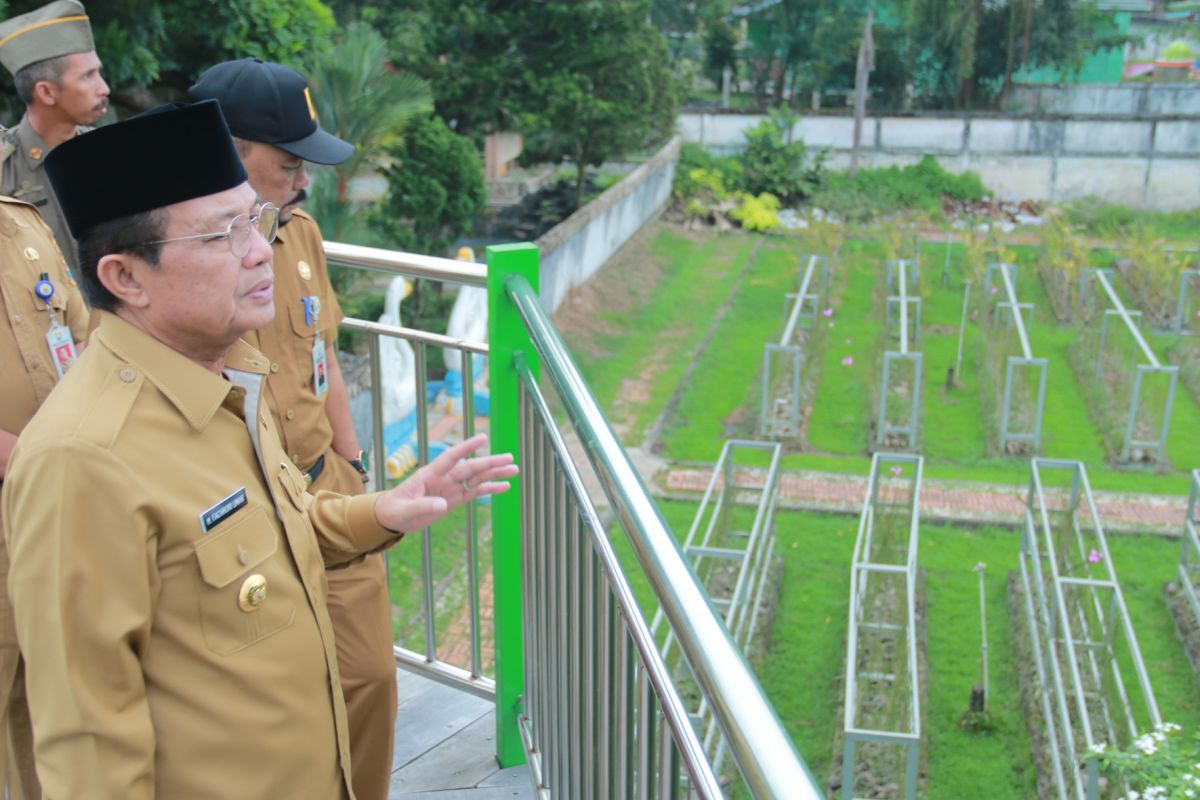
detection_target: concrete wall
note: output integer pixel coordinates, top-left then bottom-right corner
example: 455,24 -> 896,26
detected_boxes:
536,135 -> 680,312
680,113 -> 1200,210
1006,84 -> 1200,117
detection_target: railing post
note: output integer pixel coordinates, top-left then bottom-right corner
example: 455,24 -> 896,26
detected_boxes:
487,242 -> 539,767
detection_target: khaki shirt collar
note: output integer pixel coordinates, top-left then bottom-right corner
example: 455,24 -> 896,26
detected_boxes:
93,311 -> 271,432
14,114 -> 49,171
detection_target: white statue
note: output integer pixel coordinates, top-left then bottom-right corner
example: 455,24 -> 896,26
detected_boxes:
379,275 -> 415,426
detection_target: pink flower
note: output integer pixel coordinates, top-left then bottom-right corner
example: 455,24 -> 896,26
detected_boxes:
841,356 -> 854,367
990,286 -> 999,294
822,307 -> 835,317
1087,549 -> 1103,564
890,466 -> 902,476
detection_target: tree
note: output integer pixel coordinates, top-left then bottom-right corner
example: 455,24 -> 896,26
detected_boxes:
327,0 -> 524,141
371,114 -> 487,258
702,18 -> 739,90
516,0 -> 678,207
910,0 -> 1129,107
306,21 -> 432,241
0,0 -> 337,114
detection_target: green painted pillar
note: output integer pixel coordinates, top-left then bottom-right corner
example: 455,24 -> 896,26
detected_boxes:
486,242 -> 539,767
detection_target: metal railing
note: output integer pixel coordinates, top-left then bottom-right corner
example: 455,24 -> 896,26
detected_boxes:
877,260 -> 923,448
506,264 -> 820,798
326,240 -> 822,797
325,240 -> 496,697
1178,470 -> 1200,623
760,254 -> 830,438
1018,459 -> 1161,800
983,262 -> 1048,452
651,439 -> 783,780
841,452 -> 923,800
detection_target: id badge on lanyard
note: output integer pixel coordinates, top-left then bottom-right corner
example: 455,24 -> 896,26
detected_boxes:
304,295 -> 328,397
35,273 -> 76,379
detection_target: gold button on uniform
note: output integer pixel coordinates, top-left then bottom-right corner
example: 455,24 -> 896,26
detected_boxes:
237,547 -> 251,566
119,368 -> 136,383
270,362 -> 280,373
238,574 -> 268,612
285,409 -> 295,420
23,247 -> 39,261
297,260 -> 312,280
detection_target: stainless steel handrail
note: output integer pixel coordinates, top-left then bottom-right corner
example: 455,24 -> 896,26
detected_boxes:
505,273 -> 821,798
324,240 -> 487,286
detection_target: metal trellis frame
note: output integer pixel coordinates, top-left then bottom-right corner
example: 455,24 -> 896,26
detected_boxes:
1018,459 -> 1162,800
760,254 -> 830,438
1079,268 -> 1179,463
841,452 -> 923,800
1174,269 -> 1200,334
652,439 -> 783,780
1178,470 -> 1200,623
984,262 -> 1049,452
877,260 -> 923,448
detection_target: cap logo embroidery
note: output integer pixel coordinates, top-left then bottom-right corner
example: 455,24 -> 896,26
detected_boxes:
303,86 -> 317,121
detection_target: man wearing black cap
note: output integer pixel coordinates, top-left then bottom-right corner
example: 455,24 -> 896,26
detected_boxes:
0,0 -> 109,271
188,58 -> 396,800
0,100 -> 516,798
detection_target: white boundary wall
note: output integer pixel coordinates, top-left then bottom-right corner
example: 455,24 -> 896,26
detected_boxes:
1007,84 -> 1200,117
536,135 -> 680,312
680,113 -> 1200,211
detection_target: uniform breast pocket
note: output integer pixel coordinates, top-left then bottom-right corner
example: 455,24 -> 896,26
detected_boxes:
25,283 -> 67,317
193,507 -> 296,655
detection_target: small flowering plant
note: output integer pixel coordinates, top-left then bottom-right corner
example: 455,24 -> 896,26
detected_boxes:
1093,723 -> 1200,799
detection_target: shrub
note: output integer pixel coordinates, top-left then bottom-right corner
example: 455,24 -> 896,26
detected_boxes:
811,155 -> 990,222
674,143 -> 741,202
1095,722 -> 1200,800
1060,198 -> 1200,242
729,192 -> 781,232
371,114 -> 487,257
737,108 -> 826,205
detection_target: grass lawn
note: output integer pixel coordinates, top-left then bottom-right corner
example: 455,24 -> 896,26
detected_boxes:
563,221 -> 1200,497
386,503 -> 493,664
616,503 -> 1200,798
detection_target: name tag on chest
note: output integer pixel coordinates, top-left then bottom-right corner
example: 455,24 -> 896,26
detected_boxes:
200,488 -> 248,533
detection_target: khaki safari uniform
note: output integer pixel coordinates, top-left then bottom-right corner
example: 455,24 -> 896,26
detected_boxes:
0,194 -> 86,800
0,115 -> 88,271
2,312 -> 403,799
241,208 -> 396,800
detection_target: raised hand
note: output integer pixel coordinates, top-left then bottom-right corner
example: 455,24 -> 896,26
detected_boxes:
373,433 -> 518,533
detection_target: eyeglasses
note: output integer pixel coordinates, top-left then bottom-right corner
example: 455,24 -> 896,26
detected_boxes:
145,204 -> 280,258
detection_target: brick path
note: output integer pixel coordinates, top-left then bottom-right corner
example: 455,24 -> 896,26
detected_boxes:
662,464 -> 1189,534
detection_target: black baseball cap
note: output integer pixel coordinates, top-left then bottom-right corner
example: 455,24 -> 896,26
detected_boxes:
187,58 -> 353,166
